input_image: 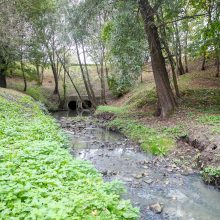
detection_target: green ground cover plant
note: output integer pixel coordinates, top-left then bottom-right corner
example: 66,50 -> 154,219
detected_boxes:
108,118 -> 174,156
0,90 -> 138,219
202,166 -> 220,185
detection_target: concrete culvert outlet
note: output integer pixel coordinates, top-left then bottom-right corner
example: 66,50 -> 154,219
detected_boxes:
82,100 -> 92,109
68,100 -> 77,111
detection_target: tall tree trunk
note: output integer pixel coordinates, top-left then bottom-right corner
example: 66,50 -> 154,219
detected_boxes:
0,72 -> 6,88
20,50 -> 27,92
21,63 -> 27,92
174,22 -> 185,75
35,63 -> 42,85
157,14 -> 180,98
0,57 -> 7,88
216,51 -> 220,78
40,66 -> 44,85
164,43 -> 180,98
201,52 -> 206,70
184,30 -> 189,73
100,60 -> 106,104
44,40 -> 59,95
50,60 -> 59,95
81,41 -> 97,106
139,0 -> 176,118
74,38 -> 94,106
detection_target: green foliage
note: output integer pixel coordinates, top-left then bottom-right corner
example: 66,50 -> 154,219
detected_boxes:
0,91 -> 139,219
108,118 -> 174,156
7,62 -> 37,81
202,166 -> 220,184
108,74 -> 132,97
26,86 -> 47,103
103,2 -> 146,96
161,126 -> 187,139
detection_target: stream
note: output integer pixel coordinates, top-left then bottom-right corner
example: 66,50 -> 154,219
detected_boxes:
54,112 -> 220,220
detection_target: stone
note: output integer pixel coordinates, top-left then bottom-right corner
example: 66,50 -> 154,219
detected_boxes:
149,202 -> 163,214
144,179 -> 153,184
133,174 -> 143,179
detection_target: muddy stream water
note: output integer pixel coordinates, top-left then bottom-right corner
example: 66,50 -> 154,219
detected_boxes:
53,112 -> 220,220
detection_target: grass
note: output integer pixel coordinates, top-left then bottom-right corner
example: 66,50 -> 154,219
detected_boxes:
108,118 -> 174,156
182,89 -> 220,114
97,105 -> 130,115
0,89 -> 139,219
198,114 -> 220,133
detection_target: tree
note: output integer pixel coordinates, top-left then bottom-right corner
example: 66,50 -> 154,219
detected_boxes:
139,0 -> 177,117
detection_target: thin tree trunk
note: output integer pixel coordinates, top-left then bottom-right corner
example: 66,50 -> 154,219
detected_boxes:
139,0 -> 176,118
140,72 -> 143,83
21,63 -> 27,92
20,50 -> 27,92
164,42 -> 180,98
174,22 -> 185,75
44,40 -> 59,95
75,39 -> 96,107
201,52 -> 206,70
216,51 -> 220,77
184,30 -> 189,73
40,66 -> 44,84
95,63 -> 101,79
35,64 -> 42,85
81,41 -> 97,106
50,60 -> 59,95
56,52 -> 90,109
100,60 -> 106,104
157,14 -> 180,98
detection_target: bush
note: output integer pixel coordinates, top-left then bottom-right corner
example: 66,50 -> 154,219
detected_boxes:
108,74 -> 131,97
0,91 -> 139,219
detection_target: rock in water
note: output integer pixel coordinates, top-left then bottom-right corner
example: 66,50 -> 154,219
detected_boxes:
149,202 -> 163,214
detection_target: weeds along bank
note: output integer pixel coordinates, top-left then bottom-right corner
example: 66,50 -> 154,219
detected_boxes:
0,88 -> 138,219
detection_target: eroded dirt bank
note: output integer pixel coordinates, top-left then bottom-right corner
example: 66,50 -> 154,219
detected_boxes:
54,114 -> 220,220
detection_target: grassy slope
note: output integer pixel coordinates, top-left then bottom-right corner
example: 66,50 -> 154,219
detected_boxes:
0,88 -> 138,219
96,61 -> 220,158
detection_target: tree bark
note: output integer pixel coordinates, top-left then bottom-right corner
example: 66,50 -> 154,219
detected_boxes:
100,60 -> 106,104
157,14 -> 180,98
21,64 -> 27,92
0,72 -> 6,88
20,48 -> 27,92
164,43 -> 180,98
139,0 -> 176,118
184,30 -> 189,73
216,51 -> 220,78
74,38 -> 95,107
174,22 -> 185,75
201,52 -> 206,71
81,41 -> 97,106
